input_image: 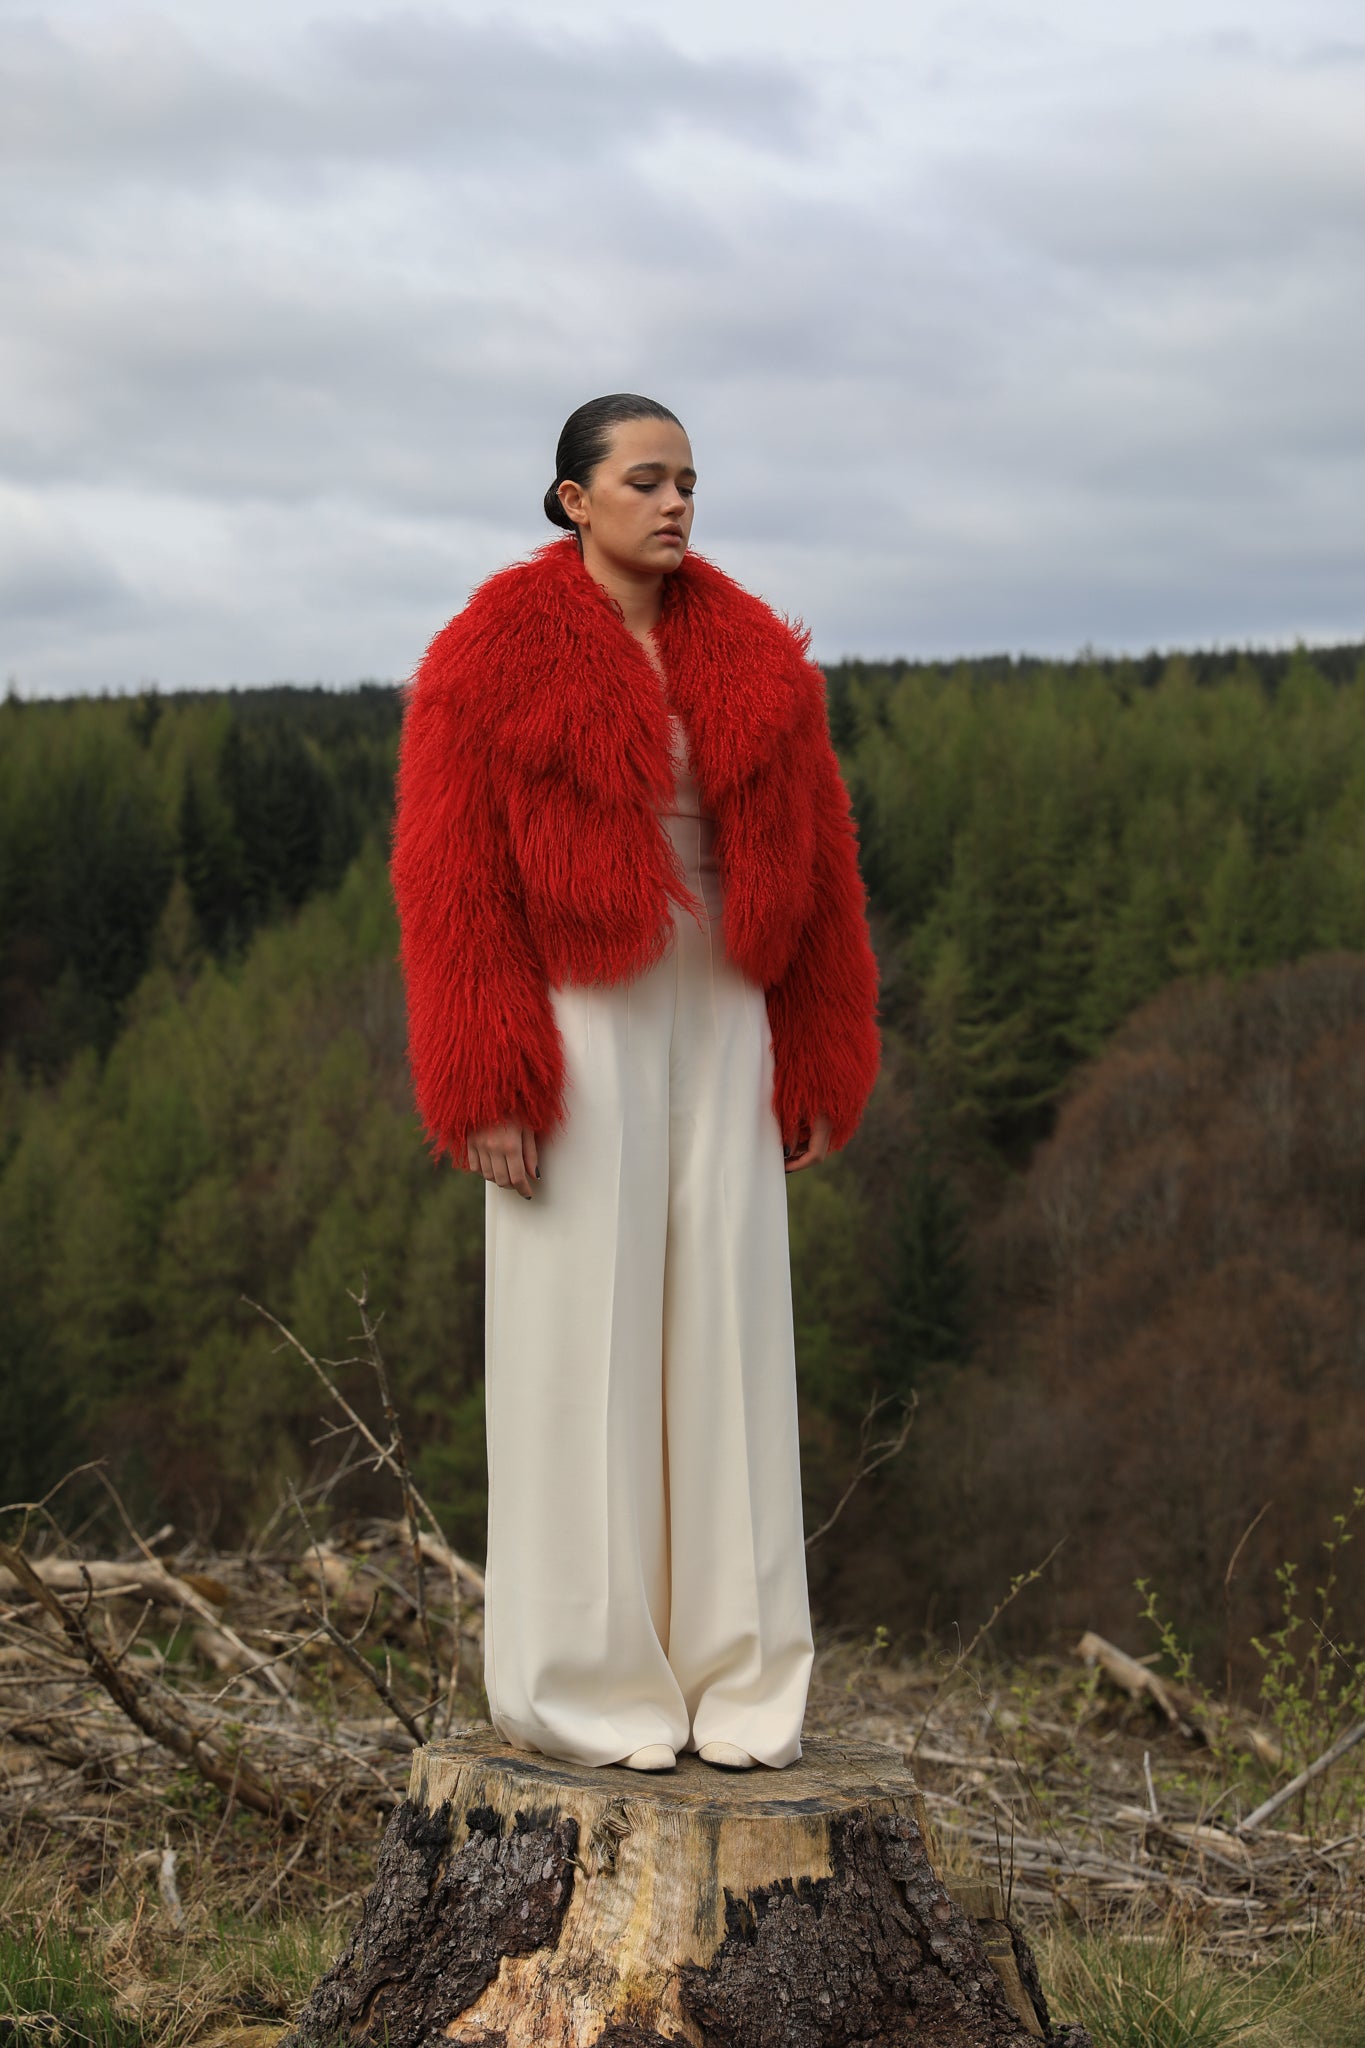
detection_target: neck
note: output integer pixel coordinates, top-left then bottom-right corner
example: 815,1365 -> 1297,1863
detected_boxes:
579,537 -> 666,640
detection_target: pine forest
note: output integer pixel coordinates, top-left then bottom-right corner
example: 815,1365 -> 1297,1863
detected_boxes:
4,641 -> 1365,1675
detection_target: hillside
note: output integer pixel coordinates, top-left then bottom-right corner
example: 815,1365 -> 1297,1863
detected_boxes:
3,640 -> 1364,1671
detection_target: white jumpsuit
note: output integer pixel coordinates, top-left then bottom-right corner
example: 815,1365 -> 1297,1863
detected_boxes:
482,712 -> 815,1769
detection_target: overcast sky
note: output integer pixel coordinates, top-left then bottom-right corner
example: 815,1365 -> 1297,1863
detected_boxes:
3,0 -> 1362,694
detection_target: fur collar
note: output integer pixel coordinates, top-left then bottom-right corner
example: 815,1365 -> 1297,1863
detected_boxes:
435,536 -> 815,804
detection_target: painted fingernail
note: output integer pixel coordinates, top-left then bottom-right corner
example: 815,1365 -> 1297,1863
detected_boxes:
535,1166 -> 541,1179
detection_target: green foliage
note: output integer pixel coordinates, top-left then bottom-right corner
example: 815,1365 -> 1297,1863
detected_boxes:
0,839 -> 488,1552
1250,1488 -> 1365,1798
6,644 -> 1365,1621
786,1156 -> 879,1428
876,1139 -> 971,1392
1137,1492 -> 1365,1830
837,642 -> 1365,1145
1040,1926 -> 1302,2048
0,684 -> 399,1069
0,1917 -> 144,2046
1137,1576 -> 1199,1692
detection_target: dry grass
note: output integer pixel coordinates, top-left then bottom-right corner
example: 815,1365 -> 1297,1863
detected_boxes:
1,1509 -> 1361,2044
0,1581 -> 1358,2048
1034,1919 -> 1365,2048
808,1634 -> 1365,1948
0,1514 -> 454,2044
807,1633 -> 1365,2046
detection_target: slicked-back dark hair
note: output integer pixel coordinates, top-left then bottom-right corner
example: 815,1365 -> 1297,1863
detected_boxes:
544,394 -> 684,532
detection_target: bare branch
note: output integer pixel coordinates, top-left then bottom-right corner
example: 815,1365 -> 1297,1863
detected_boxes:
1236,1721 -> 1365,1836
805,1391 -> 917,1550
301,1601 -> 424,1749
243,1296 -> 472,1579
0,1539 -> 289,1821
288,1482 -> 423,1747
351,1282 -> 443,1727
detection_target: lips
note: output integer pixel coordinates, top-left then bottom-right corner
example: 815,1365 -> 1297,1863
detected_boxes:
656,528 -> 684,542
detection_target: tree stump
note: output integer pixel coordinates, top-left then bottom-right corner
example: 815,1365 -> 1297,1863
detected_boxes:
282,1728 -> 1089,2048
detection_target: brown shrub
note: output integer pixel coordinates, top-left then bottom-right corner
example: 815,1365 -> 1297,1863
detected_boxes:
828,954 -> 1365,1685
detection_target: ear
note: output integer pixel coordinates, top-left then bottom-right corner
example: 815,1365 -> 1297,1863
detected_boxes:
557,479 -> 589,529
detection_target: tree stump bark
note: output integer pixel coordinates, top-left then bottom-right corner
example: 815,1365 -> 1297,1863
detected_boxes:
282,1728 -> 1089,2048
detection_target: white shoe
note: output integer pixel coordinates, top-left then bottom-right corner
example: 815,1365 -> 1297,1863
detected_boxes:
698,1740 -> 756,1770
622,1743 -> 676,1771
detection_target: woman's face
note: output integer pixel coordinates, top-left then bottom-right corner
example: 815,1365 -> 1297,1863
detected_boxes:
558,417 -> 696,576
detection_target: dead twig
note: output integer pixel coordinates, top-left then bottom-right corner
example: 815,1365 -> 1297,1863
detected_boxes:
1075,1629 -> 1281,1766
1223,1499 -> 1273,1698
287,1483 -> 424,1748
1237,1722 -> 1365,1836
0,1548 -> 292,1704
244,1295 -> 479,1597
957,1542 -> 1065,1670
805,1390 -> 916,1550
0,1539 -> 289,1821
1076,1629 -> 1195,1734
301,1599 -> 424,1749
352,1282 -> 443,1729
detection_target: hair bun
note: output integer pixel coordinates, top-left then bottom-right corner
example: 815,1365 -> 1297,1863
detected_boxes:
543,482 -> 574,530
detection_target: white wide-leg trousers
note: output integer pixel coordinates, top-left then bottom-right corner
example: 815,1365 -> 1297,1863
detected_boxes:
482,821 -> 814,1769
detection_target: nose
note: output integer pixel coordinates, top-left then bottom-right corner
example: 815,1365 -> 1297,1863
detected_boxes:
659,480 -> 687,518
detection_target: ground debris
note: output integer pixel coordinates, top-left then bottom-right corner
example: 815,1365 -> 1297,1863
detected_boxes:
0,1541 -> 1361,2042
804,1637 -> 1365,1963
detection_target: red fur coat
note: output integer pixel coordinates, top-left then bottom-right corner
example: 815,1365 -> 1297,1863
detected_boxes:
390,536 -> 880,1168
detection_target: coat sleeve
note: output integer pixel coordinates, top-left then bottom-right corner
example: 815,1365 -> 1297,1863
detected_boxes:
390,629 -> 567,1168
764,673 -> 881,1154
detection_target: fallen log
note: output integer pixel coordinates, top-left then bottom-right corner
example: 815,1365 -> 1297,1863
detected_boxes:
0,1554 -> 290,1699
282,1729 -> 1089,2047
1075,1631 -> 1280,1766
0,1556 -> 218,1610
1074,1631 -> 1191,1730
0,1541 -> 289,1821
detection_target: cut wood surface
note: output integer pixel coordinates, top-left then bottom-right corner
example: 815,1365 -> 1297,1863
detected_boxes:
283,1728 -> 1089,2048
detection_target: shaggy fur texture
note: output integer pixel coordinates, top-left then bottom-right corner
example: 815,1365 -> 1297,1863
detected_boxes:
391,536 -> 880,1168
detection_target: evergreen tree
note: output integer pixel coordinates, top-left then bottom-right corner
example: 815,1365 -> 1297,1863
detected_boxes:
1181,818 -> 1259,976
179,767 -> 245,955
877,1141 -> 972,1393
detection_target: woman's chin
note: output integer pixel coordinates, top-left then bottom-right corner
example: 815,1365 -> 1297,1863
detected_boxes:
625,546 -> 688,576
591,536 -> 689,578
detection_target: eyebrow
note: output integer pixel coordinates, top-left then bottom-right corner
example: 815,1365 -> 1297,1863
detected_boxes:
624,460 -> 697,481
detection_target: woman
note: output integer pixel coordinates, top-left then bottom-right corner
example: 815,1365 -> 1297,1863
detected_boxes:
391,394 -> 880,1773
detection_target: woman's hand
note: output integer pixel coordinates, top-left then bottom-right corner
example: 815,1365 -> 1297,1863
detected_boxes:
783,1114 -> 833,1174
469,1122 -> 540,1198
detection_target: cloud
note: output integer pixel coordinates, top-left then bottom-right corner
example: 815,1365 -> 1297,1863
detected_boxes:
0,12 -> 807,510
955,50 -> 1365,270
0,11 -> 809,181
0,484 -> 130,633
0,3 -> 1361,693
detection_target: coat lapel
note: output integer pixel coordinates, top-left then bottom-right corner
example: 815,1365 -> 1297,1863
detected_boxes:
469,539 -> 807,810
656,552 -> 809,796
